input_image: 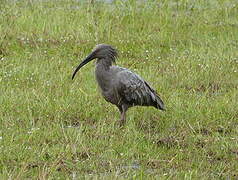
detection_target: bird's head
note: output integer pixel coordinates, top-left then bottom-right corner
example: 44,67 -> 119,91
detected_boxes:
72,44 -> 117,80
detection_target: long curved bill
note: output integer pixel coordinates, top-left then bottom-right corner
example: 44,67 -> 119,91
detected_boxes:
72,52 -> 95,80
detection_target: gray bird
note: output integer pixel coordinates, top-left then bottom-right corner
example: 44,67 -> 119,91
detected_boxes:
72,44 -> 165,126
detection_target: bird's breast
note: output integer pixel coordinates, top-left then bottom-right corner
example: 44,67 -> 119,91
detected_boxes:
101,87 -> 121,106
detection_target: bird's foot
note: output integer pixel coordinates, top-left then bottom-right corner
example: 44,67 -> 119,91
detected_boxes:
118,119 -> 126,128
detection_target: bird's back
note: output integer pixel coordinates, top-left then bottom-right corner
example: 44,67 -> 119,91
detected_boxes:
111,66 -> 165,110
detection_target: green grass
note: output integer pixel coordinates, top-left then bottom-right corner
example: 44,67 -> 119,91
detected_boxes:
0,0 -> 238,179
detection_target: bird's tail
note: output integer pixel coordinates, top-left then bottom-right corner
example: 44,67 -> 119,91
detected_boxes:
144,81 -> 165,111
155,94 -> 165,111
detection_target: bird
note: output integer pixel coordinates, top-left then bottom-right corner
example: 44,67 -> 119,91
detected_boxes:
72,44 -> 165,126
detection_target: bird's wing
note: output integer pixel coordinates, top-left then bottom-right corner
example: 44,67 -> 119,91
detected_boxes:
116,70 -> 164,110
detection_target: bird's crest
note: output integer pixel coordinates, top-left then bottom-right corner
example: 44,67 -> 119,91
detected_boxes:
94,44 -> 118,63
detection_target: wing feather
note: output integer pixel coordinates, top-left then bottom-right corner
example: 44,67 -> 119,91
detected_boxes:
116,70 -> 155,106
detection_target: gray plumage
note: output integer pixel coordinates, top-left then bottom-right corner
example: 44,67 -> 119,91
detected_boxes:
72,44 -> 165,126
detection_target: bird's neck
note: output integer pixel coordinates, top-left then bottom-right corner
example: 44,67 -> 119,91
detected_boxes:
95,59 -> 112,91
96,58 -> 112,70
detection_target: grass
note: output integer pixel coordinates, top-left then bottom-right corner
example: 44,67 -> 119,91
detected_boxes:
0,0 -> 237,179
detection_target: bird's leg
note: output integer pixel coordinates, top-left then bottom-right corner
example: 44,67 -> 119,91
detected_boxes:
118,105 -> 128,127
